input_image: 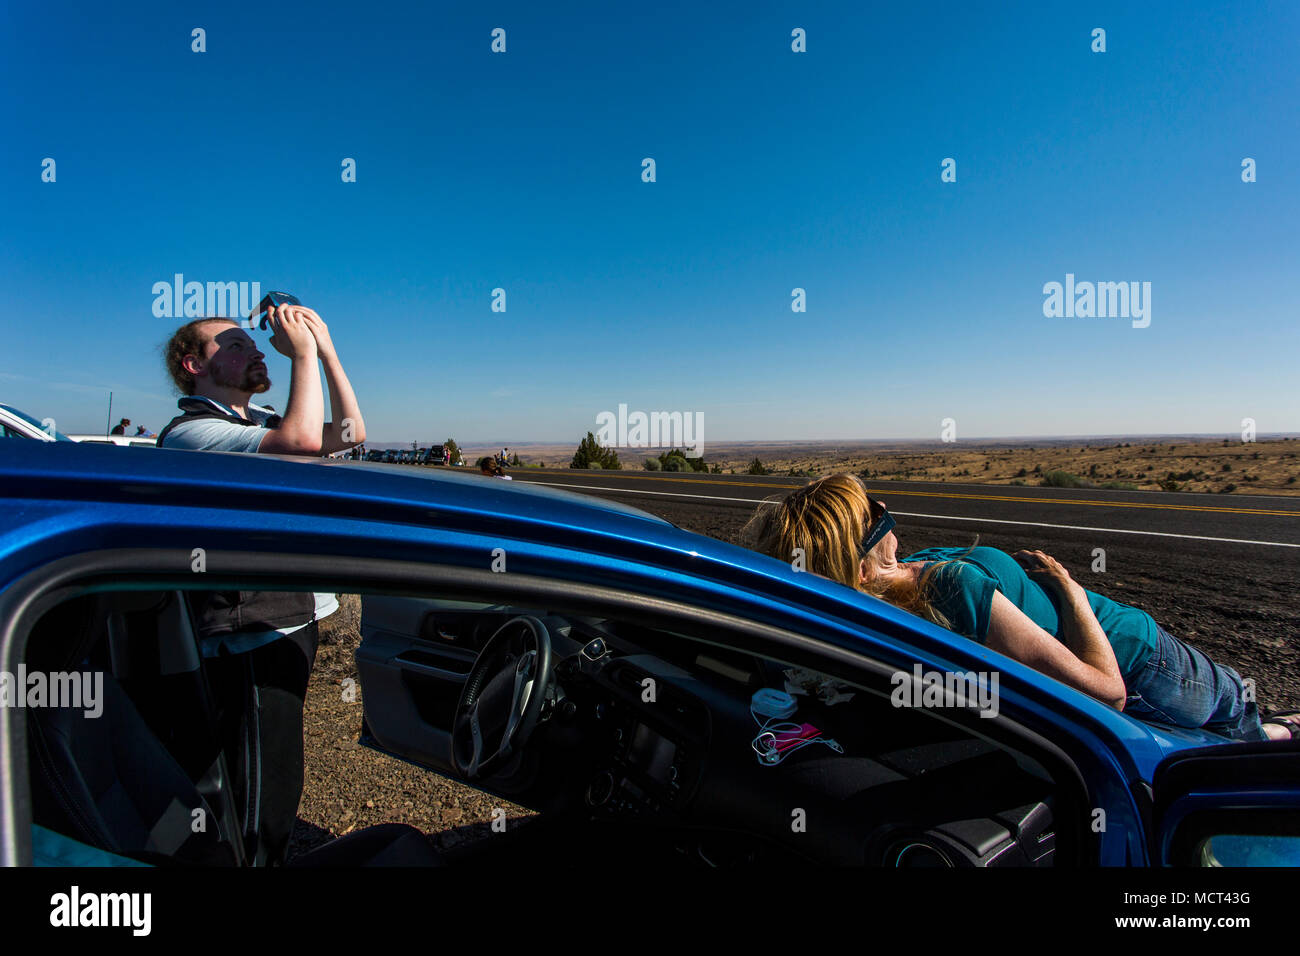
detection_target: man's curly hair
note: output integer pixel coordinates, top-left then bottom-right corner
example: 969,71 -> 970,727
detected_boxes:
162,317 -> 236,395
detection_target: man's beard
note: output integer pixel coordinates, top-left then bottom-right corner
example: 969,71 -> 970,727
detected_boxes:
212,364 -> 271,394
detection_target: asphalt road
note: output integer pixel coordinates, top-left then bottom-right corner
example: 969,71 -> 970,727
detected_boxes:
511,468 -> 1300,554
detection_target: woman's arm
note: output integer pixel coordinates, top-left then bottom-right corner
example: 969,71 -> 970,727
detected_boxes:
984,551 -> 1127,709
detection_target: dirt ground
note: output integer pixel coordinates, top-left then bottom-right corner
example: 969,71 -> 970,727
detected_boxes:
460,436 -> 1300,497
291,596 -> 532,858
290,485 -> 1299,860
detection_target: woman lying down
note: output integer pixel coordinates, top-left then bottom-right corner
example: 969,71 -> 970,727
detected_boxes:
747,473 -> 1298,742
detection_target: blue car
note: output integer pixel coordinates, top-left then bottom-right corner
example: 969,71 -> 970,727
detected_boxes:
2,441 -> 1297,868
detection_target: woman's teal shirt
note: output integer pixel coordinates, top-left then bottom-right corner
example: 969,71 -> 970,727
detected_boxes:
901,546 -> 1159,678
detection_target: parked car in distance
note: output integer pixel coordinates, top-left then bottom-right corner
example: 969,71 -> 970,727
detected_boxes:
384,449 -> 401,463
0,402 -> 73,442
365,450 -> 386,463
68,434 -> 158,448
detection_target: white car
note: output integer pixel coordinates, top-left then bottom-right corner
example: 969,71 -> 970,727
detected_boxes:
0,402 -> 72,442
68,433 -> 158,448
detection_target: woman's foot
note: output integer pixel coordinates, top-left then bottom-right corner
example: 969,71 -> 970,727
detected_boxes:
1261,711 -> 1300,741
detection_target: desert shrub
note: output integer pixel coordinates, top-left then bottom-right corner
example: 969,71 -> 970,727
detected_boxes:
1040,471 -> 1092,489
662,456 -> 690,472
747,457 -> 768,475
655,448 -> 707,472
644,457 -> 662,470
570,431 -> 621,469
1009,479 -> 1026,486
1099,481 -> 1138,491
587,462 -> 603,470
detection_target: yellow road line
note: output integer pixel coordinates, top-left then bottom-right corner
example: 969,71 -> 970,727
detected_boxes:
527,470 -> 1299,517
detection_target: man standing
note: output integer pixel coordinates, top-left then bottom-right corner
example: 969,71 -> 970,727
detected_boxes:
110,417 -> 130,435
159,300 -> 365,864
159,303 -> 363,457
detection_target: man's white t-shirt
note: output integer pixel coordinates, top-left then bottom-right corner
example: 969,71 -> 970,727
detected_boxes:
159,396 -> 275,453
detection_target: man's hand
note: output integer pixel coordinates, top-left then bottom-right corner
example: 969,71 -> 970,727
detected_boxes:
1012,550 -> 1077,595
267,306 -> 319,361
297,308 -> 338,364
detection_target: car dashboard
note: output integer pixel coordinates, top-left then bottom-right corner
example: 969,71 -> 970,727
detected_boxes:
358,600 -> 1062,867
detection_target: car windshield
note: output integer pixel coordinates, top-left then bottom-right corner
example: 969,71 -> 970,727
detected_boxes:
0,404 -> 73,441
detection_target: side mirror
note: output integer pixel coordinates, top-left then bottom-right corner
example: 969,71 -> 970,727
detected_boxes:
1198,833 -> 1300,866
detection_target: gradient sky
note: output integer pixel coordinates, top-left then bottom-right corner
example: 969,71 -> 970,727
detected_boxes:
2,0 -> 1297,444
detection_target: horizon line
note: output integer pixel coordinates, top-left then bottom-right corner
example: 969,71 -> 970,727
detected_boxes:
359,431 -> 1300,448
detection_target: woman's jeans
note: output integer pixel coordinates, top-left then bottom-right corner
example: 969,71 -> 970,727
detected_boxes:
1124,625 -> 1267,741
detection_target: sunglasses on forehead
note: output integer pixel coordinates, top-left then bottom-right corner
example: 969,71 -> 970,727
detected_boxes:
861,499 -> 896,556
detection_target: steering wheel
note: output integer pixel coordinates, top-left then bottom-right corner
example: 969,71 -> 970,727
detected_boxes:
451,616 -> 553,781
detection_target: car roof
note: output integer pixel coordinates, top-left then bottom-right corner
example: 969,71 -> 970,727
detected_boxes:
0,439 -> 670,528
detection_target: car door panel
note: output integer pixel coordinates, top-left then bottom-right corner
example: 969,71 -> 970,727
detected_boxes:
356,597 -> 526,776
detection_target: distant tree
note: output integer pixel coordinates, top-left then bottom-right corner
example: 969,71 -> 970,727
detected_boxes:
443,438 -> 462,465
657,448 -> 707,472
570,432 -> 621,469
747,457 -> 768,476
510,452 -> 521,466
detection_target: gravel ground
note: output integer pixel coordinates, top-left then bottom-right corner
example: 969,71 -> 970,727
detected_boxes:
289,488 -> 1298,860
290,595 -> 532,859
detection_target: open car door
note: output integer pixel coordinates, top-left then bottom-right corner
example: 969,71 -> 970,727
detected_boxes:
355,595 -> 563,805
1151,741 -> 1300,866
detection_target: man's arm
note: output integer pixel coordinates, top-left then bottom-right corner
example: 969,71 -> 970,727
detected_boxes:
299,309 -> 365,455
258,306 -> 325,455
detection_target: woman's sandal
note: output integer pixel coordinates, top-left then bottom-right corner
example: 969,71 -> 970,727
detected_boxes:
1261,711 -> 1300,740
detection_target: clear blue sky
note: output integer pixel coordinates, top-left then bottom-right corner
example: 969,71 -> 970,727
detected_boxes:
2,0 -> 1297,443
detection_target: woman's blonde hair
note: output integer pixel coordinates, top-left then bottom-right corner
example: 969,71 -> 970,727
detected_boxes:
745,473 -> 952,628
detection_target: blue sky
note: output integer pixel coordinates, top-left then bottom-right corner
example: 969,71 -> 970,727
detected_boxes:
2,0 -> 1297,444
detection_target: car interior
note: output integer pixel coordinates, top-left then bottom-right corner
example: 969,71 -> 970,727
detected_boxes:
17,581 -> 1083,867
